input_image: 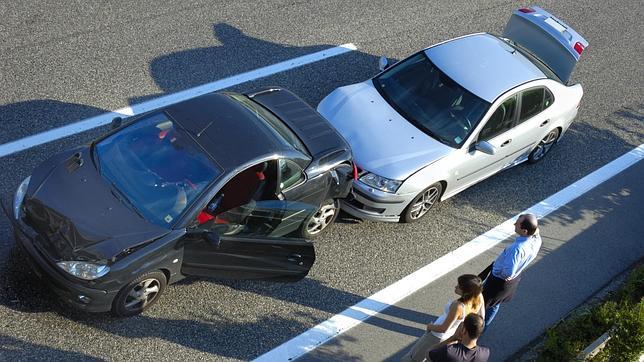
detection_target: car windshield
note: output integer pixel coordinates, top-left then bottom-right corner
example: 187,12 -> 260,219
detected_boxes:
373,52 -> 491,147
95,113 -> 222,227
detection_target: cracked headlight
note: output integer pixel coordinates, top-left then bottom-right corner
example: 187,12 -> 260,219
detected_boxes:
56,261 -> 110,280
359,173 -> 402,193
13,176 -> 31,220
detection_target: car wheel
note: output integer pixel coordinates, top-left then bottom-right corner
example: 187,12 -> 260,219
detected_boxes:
401,183 -> 443,223
112,271 -> 167,317
302,199 -> 340,240
528,128 -> 560,164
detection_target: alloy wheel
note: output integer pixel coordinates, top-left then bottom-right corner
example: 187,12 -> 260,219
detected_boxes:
124,278 -> 161,311
530,129 -> 560,162
306,201 -> 338,235
409,186 -> 440,220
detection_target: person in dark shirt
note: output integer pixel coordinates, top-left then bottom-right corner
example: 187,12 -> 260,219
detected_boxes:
426,313 -> 490,362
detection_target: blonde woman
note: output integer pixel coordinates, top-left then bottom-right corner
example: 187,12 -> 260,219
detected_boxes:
402,274 -> 485,362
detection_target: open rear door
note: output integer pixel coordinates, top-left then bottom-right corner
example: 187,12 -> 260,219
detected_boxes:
503,6 -> 589,84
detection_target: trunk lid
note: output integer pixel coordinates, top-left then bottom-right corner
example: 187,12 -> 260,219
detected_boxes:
503,6 -> 589,84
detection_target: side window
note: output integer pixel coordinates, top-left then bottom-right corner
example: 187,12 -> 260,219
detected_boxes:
194,161 -> 277,225
192,160 -> 317,239
544,88 -> 554,109
478,96 -> 517,141
519,87 -> 546,123
279,159 -> 305,191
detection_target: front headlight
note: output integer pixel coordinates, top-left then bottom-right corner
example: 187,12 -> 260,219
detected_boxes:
13,176 -> 31,220
56,261 -> 110,280
359,173 -> 402,193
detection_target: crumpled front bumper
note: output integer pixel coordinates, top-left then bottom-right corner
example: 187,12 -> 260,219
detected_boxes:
2,199 -> 117,313
340,180 -> 415,222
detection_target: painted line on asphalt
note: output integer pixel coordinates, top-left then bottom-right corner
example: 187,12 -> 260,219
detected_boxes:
254,143 -> 644,362
0,43 -> 358,158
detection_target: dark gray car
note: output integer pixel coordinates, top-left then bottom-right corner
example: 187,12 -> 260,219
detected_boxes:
5,87 -> 354,316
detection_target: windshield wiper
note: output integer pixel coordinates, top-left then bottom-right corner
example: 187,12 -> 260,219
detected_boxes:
406,117 -> 456,148
108,182 -> 145,220
90,141 -> 101,173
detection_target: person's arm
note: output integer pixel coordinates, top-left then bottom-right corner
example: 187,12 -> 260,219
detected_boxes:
427,302 -> 462,333
496,247 -> 521,280
429,331 -> 459,350
426,324 -> 463,361
478,294 -> 486,320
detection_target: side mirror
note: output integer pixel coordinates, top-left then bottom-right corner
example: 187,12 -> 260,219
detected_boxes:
378,56 -> 390,71
474,141 -> 496,155
110,116 -> 123,130
203,231 -> 221,249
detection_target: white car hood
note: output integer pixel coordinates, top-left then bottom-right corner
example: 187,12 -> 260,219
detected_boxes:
318,81 -> 452,180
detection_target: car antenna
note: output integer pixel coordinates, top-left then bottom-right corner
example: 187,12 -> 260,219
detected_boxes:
196,120 -> 215,138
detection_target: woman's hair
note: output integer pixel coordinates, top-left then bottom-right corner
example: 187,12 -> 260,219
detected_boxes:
457,274 -> 483,315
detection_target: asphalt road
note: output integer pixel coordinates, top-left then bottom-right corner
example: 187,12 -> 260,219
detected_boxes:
0,1 -> 642,360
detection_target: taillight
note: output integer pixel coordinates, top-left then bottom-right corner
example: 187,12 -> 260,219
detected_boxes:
518,7 -> 535,13
576,99 -> 582,109
352,162 -> 359,180
573,42 -> 585,55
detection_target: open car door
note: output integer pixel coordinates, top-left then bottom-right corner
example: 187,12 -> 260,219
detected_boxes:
180,200 -> 318,282
503,6 -> 588,84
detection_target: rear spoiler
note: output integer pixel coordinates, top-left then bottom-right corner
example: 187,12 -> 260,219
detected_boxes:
503,6 -> 589,84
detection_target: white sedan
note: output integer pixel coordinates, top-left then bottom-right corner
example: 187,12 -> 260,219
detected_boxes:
318,6 -> 588,223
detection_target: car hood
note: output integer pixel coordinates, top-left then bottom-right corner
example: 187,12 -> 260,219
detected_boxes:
317,81 -> 452,180
23,147 -> 170,261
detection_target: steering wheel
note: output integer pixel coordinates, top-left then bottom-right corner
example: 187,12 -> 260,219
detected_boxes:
449,108 -> 472,132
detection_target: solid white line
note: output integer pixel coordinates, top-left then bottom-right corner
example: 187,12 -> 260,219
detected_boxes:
254,144 -> 644,362
0,43 -> 358,158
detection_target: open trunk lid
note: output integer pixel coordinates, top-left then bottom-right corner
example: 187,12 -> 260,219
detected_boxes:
503,6 -> 589,84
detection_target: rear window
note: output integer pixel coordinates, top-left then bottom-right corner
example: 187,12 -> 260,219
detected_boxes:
228,93 -> 310,157
502,37 -> 563,84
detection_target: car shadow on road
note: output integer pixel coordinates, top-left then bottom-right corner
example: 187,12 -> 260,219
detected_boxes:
85,276 -> 434,360
0,100 -> 108,146
0,22 -> 381,150
0,242 -> 435,360
480,175 -> 644,361
443,105 -> 644,233
0,334 -> 101,361
130,22 -> 385,109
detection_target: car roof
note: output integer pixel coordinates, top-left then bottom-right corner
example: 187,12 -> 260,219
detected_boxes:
163,92 -> 295,171
425,33 -> 546,103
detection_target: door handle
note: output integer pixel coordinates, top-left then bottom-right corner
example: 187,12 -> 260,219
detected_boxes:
540,119 -> 550,127
500,139 -> 512,147
287,254 -> 303,265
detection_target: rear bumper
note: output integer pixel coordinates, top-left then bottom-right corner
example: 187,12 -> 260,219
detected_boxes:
10,215 -> 117,313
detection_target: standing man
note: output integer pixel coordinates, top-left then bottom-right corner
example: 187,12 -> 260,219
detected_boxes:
481,213 -> 542,327
426,313 -> 490,362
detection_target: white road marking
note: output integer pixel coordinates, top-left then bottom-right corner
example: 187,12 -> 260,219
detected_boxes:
0,43 -> 358,158
254,144 -> 644,361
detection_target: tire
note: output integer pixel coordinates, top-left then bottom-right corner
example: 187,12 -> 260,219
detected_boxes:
528,128 -> 560,164
112,271 -> 167,317
401,183 -> 443,223
301,199 -> 340,240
